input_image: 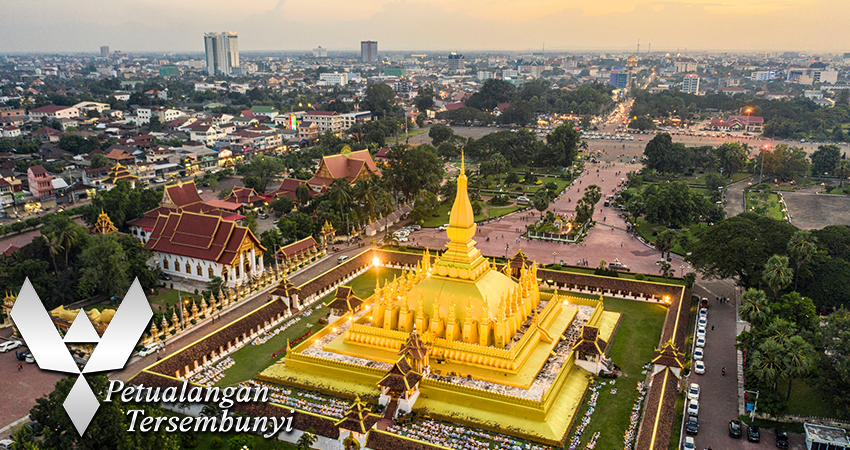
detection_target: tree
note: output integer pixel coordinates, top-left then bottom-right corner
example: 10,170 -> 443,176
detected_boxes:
658,261 -> 673,279
575,185 -> 601,224
811,144 -> 842,176
239,156 -> 285,193
362,83 -> 397,118
90,154 -> 111,169
78,234 -> 130,298
413,86 -> 435,113
628,116 -> 656,131
328,178 -> 353,233
786,230 -> 817,291
295,184 -> 312,208
835,159 -> 850,187
760,144 -> 809,182
228,435 -> 253,450
498,100 -> 535,126
533,189 -> 550,213
655,229 -> 677,260
643,133 -> 677,174
466,79 -> 516,111
353,177 -> 380,221
713,142 -> 749,179
763,254 -> 793,300
296,429 -> 318,450
148,115 -> 163,132
428,124 -> 455,145
383,145 -> 443,200
30,375 -> 128,450
243,211 -> 258,234
270,196 -> 295,216
543,123 -> 581,168
686,213 -> 796,287
818,309 -> 850,418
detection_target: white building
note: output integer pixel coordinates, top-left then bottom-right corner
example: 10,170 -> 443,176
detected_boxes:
313,46 -> 328,58
477,71 -> 495,81
136,107 -> 183,125
750,70 -> 777,81
303,111 -> 344,134
319,72 -> 348,86
204,31 -> 239,76
29,105 -> 79,121
682,74 -> 700,94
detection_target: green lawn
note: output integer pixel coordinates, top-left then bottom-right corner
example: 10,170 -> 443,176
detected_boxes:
745,191 -> 784,221
566,296 -> 668,450
543,264 -> 687,286
689,171 -> 751,186
486,205 -> 522,218
786,378 -> 843,419
668,392 -> 686,450
214,267 -> 402,386
634,219 -> 707,256
395,128 -> 430,142
821,186 -> 850,195
420,200 -> 511,228
149,289 -> 197,310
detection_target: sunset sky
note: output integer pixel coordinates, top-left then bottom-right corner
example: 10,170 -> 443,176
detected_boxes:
1,0 -> 847,53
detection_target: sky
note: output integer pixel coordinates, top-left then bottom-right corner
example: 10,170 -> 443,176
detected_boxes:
1,0 -> 848,54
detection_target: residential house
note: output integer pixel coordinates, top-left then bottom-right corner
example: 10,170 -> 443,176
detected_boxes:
29,105 -> 79,121
27,165 -> 54,199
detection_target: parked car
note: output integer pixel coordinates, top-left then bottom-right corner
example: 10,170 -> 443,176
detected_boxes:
700,297 -> 709,309
399,237 -> 409,243
698,317 -> 707,328
337,256 -> 350,264
729,419 -> 743,438
15,349 -> 31,361
0,340 -> 22,353
747,425 -> 761,443
699,308 -> 708,319
693,348 -> 704,361
517,196 -> 530,203
159,273 -> 172,281
682,436 -> 696,450
408,225 -> 421,231
695,337 -> 706,348
259,213 -> 269,220
696,327 -> 706,340
138,344 -> 159,357
775,428 -> 789,448
0,439 -> 14,450
685,415 -> 699,435
694,360 -> 706,375
687,383 -> 700,401
687,399 -> 699,416
438,224 -> 449,231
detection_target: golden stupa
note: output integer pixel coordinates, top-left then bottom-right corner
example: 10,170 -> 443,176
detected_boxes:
368,153 -> 541,348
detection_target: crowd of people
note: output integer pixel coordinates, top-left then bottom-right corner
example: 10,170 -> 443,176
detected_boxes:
251,315 -> 303,346
244,380 -> 348,418
189,356 -> 235,387
568,383 -> 602,449
388,419 -> 552,450
623,381 -> 647,450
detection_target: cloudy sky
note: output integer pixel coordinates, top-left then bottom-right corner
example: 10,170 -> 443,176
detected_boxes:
1,0 -> 848,53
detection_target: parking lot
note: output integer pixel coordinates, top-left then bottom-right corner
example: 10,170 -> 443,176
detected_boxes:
0,330 -> 64,428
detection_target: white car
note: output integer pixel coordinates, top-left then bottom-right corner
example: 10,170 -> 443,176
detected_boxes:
699,308 -> 708,319
438,224 -> 449,231
694,360 -> 706,375
398,237 -> 409,243
0,340 -> 22,353
687,399 -> 700,416
688,383 -> 700,402
696,327 -> 706,340
695,337 -> 706,348
0,439 -> 14,450
698,317 -> 707,328
693,348 -> 704,361
138,344 -> 160,357
517,196 -> 530,202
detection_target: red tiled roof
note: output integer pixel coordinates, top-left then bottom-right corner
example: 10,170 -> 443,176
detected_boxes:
31,105 -> 74,113
278,236 -> 318,259
28,165 -> 47,176
164,181 -> 203,208
33,127 -> 63,136
145,211 -> 265,264
444,102 -> 465,111
203,199 -> 241,211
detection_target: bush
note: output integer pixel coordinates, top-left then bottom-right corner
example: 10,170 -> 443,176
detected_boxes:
228,434 -> 253,450
471,201 -> 483,215
181,430 -> 200,448
487,194 -> 511,206
209,436 -> 224,449
549,264 -> 563,270
634,273 -> 646,281
594,267 -> 620,278
10,222 -> 26,232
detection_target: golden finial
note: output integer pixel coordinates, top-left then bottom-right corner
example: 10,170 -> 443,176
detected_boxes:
461,149 -> 465,173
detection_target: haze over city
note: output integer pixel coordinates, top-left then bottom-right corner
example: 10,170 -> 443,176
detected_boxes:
2,0 -> 850,53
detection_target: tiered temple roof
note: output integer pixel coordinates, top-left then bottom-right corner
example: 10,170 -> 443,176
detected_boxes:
103,163 -> 139,185
333,397 -> 381,434
378,357 -> 423,393
90,209 -> 118,234
327,286 -> 363,313
308,147 -> 381,188
572,325 -> 608,356
398,331 -> 428,361
651,340 -> 686,369
145,211 -> 265,265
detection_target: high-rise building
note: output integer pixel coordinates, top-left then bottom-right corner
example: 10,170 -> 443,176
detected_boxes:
448,52 -> 464,72
609,68 -> 630,89
682,74 -> 700,94
313,46 -> 327,58
100,46 -> 109,58
360,41 -> 377,63
204,32 -> 239,76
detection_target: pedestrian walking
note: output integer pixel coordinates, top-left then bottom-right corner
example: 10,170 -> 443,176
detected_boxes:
711,326 -> 715,331
17,363 -> 22,371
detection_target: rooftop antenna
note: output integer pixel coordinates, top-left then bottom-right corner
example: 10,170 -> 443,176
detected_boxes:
637,38 -> 640,54
648,43 -> 651,54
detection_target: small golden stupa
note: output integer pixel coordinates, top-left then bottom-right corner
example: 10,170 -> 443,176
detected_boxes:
91,209 -> 118,234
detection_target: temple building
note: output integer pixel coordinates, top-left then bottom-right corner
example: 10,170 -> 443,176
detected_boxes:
261,153 -> 621,445
102,163 -> 139,188
307,147 -> 380,191
145,211 -> 266,287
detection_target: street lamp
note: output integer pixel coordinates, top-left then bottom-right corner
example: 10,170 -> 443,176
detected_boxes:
553,251 -> 557,265
680,265 -> 685,277
744,107 -> 753,132
759,144 -> 769,184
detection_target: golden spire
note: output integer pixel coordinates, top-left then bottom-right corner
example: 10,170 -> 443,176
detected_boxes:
437,148 -> 486,275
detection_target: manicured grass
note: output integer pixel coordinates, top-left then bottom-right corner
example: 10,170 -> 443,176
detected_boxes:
668,391 -> 686,450
821,186 -> 850,195
567,296 -> 667,450
786,378 -> 842,419
214,267 -> 402,386
690,171 -> 751,185
525,177 -> 569,194
149,289 -> 196,310
486,205 -> 521,218
543,264 -> 687,286
745,191 -> 784,221
395,128 -> 430,141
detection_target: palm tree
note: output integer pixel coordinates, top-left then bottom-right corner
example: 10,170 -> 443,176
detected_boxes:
354,177 -> 379,222
42,215 -> 82,270
44,235 -> 64,273
382,233 -> 400,248
328,178 -> 353,234
296,429 -> 318,450
835,159 -> 850,187
787,231 -> 817,291
655,229 -> 676,260
658,261 -> 673,279
750,338 -> 786,390
739,288 -> 771,327
295,185 -> 312,209
783,335 -> 813,400
763,254 -> 793,300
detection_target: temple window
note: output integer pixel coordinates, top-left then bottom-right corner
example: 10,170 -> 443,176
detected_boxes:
185,262 -> 191,273
197,265 -> 202,276
208,267 -> 214,278
163,259 -> 169,270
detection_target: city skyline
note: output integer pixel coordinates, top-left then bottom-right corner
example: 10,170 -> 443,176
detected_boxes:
1,0 -> 849,53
